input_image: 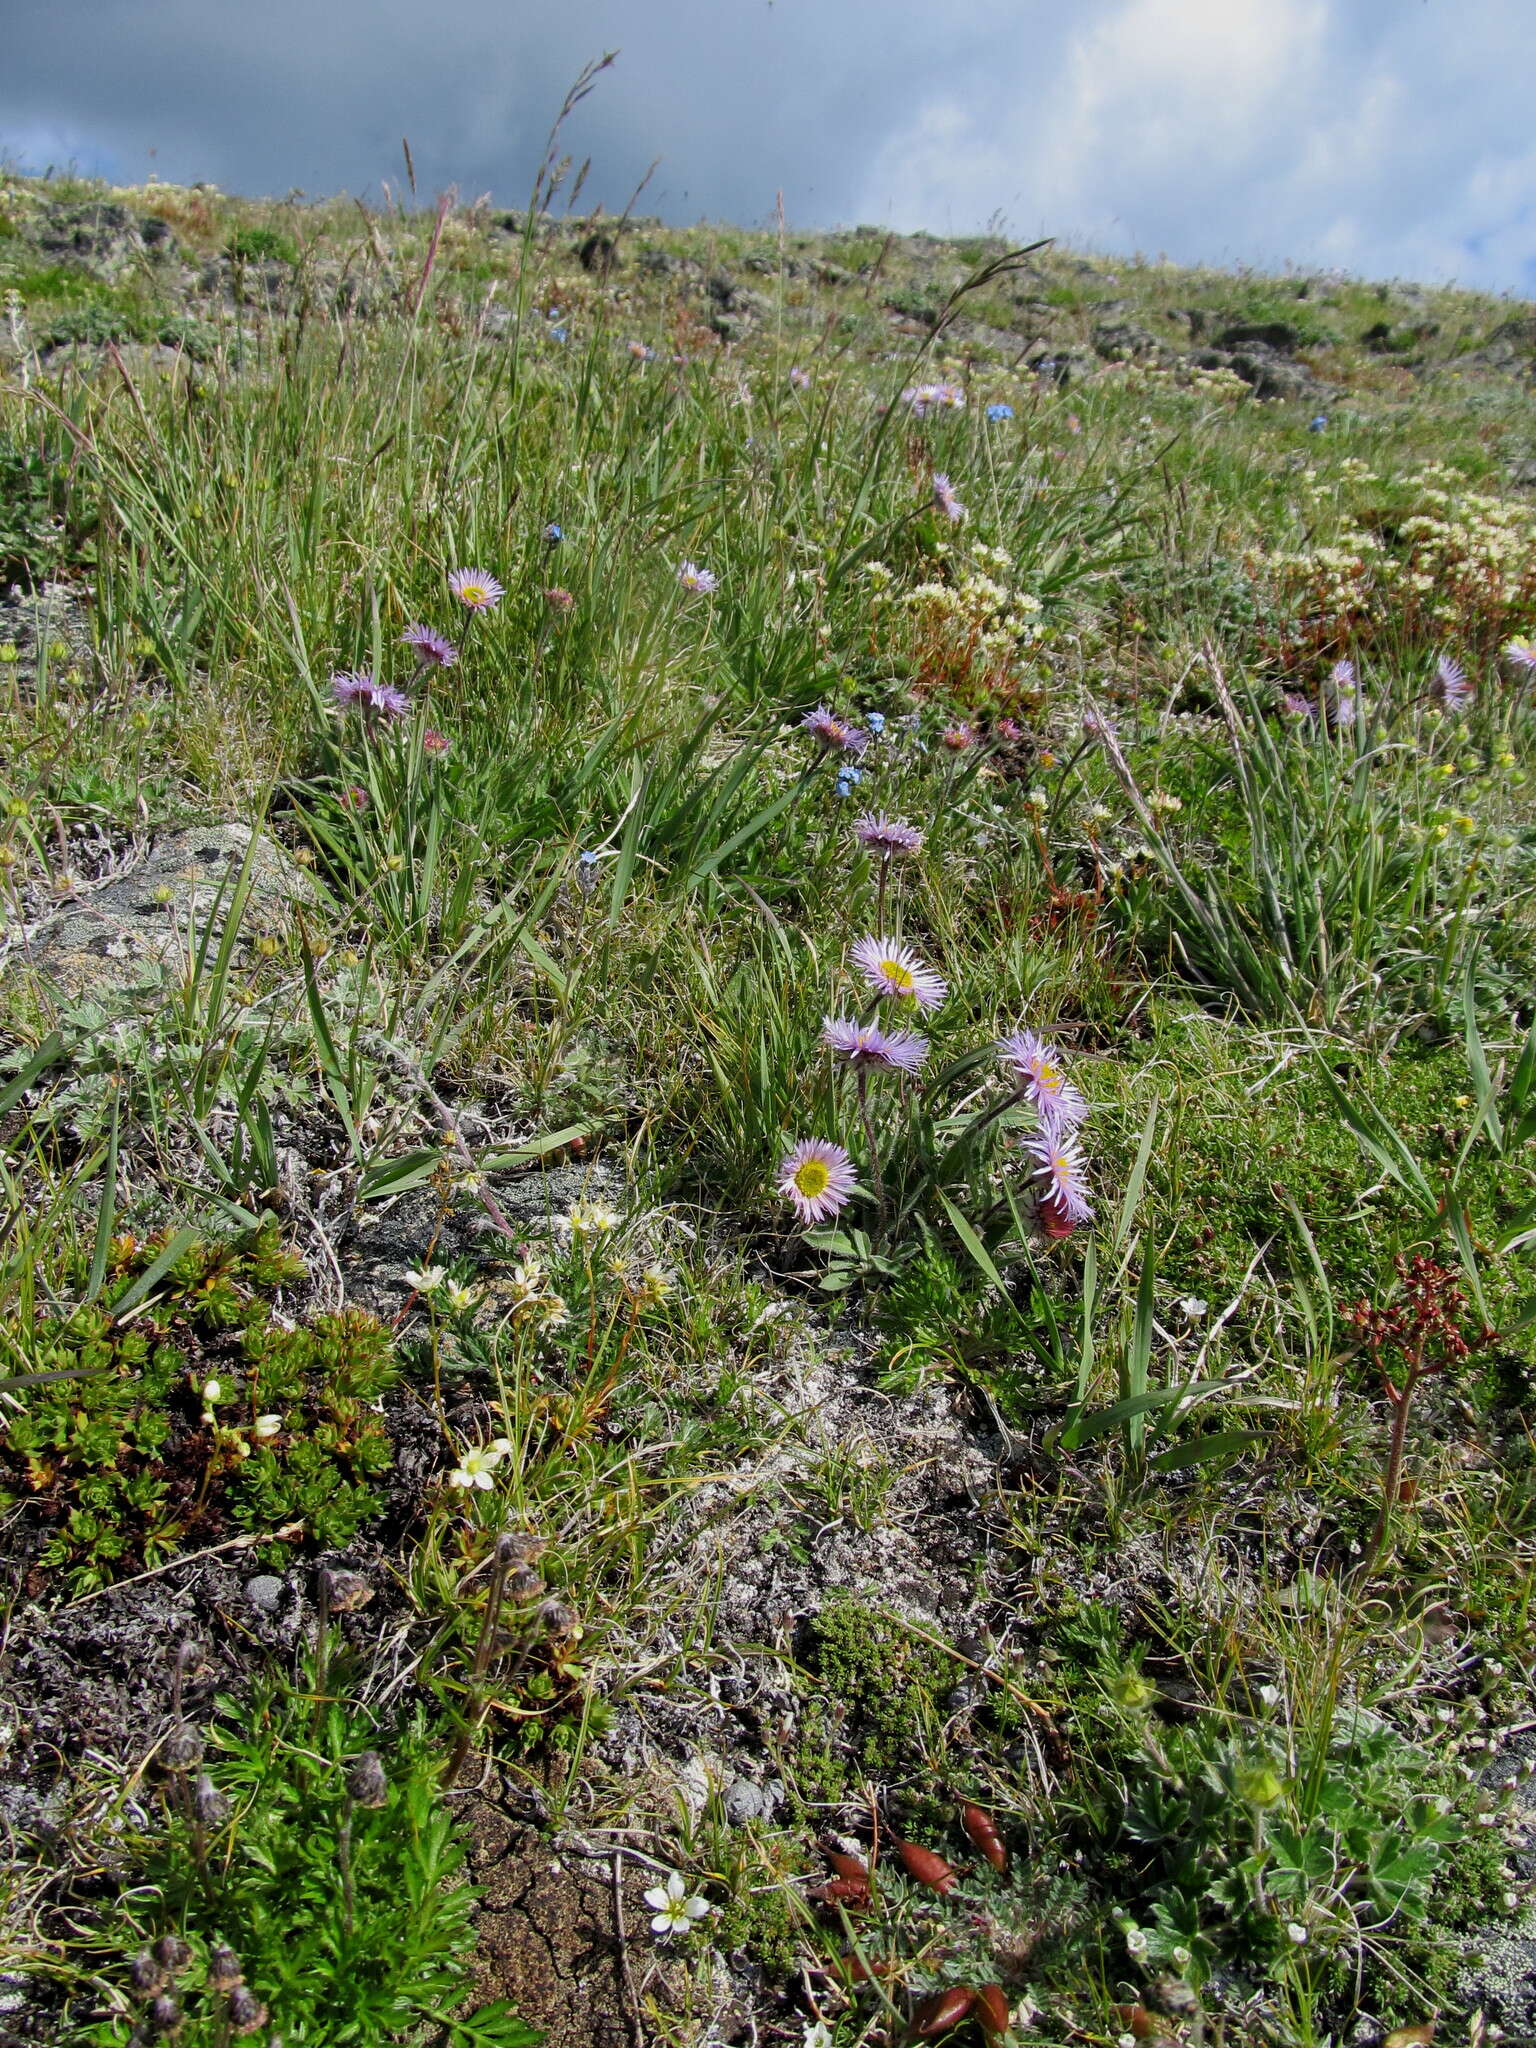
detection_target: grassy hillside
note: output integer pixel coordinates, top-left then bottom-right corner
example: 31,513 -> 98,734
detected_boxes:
1,166 -> 1535,2048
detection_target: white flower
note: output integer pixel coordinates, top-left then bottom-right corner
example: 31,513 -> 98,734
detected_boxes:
443,1280 -> 483,1314
803,2025 -> 834,2048
508,1260 -> 547,1302
643,1870 -> 713,1936
1286,1921 -> 1308,1944
404,1265 -> 447,1295
1178,1296 -> 1209,1321
201,1379 -> 223,1406
447,1439 -> 512,1491
1124,1925 -> 1148,1958
567,1201 -> 620,1238
253,1414 -> 283,1439
634,1265 -> 672,1306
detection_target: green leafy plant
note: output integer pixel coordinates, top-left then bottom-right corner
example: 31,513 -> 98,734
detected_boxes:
76,1677 -> 539,2045
0,1226 -> 397,1589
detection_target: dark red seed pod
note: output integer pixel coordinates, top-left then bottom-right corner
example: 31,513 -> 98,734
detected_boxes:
825,1848 -> 869,1883
960,1802 -> 1007,1871
1114,2004 -> 1161,2039
839,1950 -> 897,1984
817,1874 -> 872,1908
975,1983 -> 1011,2036
896,1839 -> 959,1894
912,1986 -> 978,2037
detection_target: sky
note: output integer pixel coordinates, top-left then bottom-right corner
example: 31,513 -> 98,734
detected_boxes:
4,0 -> 1534,296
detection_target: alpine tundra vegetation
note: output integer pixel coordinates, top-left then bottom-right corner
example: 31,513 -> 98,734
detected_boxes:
0,157 -> 1534,2048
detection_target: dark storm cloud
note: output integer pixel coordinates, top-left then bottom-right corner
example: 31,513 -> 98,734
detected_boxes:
4,0 -> 1535,290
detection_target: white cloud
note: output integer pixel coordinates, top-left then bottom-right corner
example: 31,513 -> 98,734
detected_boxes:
855,0 -> 1536,289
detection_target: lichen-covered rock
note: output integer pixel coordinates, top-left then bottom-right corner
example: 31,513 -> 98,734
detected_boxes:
15,823 -> 320,998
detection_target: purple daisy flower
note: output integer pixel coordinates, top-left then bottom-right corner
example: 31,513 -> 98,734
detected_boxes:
401,623 -> 459,669
902,381 -> 965,419
998,1030 -> 1088,1134
940,722 -> 977,751
1436,654 -> 1472,710
800,706 -> 868,756
447,567 -> 505,612
789,366 -> 811,390
1504,637 -> 1536,674
677,560 -> 718,594
931,473 -> 966,524
331,670 -> 410,718
821,1016 -> 929,1074
1281,692 -> 1316,721
776,1137 -> 858,1227
849,935 -> 948,1012
1023,1129 -> 1095,1226
852,814 -> 923,857
1327,657 -> 1359,727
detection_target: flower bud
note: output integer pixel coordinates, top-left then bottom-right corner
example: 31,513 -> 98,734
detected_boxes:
537,1598 -> 576,1638
192,1775 -> 230,1827
151,1935 -> 192,1975
129,1951 -> 165,1996
1110,1670 -> 1156,1711
148,1992 -> 182,2035
1236,1764 -> 1284,1808
162,1722 -> 204,1770
228,1985 -> 270,2035
345,1751 -> 389,1809
325,1570 -> 373,1613
207,1944 -> 243,1991
506,1564 -> 545,1600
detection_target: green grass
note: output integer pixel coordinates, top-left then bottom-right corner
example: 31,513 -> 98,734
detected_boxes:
1,162 -> 1534,2048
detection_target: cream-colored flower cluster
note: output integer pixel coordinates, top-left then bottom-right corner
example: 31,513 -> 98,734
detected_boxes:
1254,458 -> 1536,652
1093,358 -> 1249,399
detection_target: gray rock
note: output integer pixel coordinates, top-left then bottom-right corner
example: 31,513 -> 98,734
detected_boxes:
722,1776 -> 783,1826
1031,346 -> 1098,387
244,1575 -> 286,1614
15,823 -> 321,998
1192,344 -> 1321,403
1457,317 -> 1536,378
1093,319 -> 1160,360
722,1778 -> 768,1825
31,201 -> 165,282
1216,320 -> 1302,353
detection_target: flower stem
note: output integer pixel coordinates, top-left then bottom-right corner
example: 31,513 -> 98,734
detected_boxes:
1361,1366 -> 1422,1576
856,1069 -> 886,1228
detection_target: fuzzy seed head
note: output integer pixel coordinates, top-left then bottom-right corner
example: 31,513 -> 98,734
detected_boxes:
191,1775 -> 230,1828
344,1751 -> 389,1809
207,1944 -> 243,1992
162,1721 -> 204,1770
228,1985 -> 270,2035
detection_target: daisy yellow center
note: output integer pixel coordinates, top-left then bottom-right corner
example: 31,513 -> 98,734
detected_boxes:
880,959 -> 915,992
793,1159 -> 832,1198
461,584 -> 486,603
1038,1062 -> 1059,1090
